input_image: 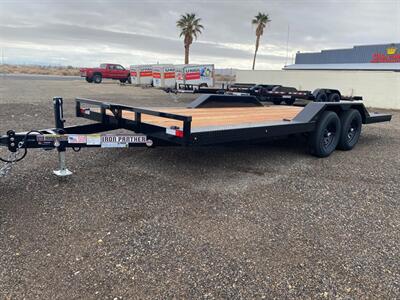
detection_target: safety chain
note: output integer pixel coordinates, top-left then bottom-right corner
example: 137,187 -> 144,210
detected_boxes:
0,142 -> 23,178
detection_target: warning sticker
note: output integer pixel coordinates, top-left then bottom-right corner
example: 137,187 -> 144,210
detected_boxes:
86,134 -> 101,145
68,135 -> 87,144
36,134 -> 68,142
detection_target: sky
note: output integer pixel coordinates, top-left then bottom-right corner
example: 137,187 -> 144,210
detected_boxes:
0,0 -> 399,70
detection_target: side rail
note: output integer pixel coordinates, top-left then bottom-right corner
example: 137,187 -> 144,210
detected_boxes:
75,98 -> 193,143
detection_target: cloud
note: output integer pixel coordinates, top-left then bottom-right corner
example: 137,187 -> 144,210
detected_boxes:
0,0 -> 399,69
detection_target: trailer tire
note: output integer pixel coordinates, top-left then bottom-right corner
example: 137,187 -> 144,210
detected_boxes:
329,93 -> 340,102
93,74 -> 102,84
272,100 -> 282,105
309,111 -> 341,157
120,78 -> 127,83
85,77 -> 93,83
284,98 -> 295,105
337,109 -> 362,150
256,96 -> 267,102
316,92 -> 328,102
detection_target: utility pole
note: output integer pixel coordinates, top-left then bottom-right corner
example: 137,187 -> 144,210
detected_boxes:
285,24 -> 290,66
1,47 -> 4,78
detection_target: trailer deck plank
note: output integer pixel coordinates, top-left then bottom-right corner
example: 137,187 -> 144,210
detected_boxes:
98,106 -> 303,129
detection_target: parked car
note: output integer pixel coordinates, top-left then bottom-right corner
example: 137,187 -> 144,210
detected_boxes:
80,63 -> 131,84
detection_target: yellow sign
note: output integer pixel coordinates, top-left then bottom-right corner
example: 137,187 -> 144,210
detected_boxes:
387,46 -> 397,55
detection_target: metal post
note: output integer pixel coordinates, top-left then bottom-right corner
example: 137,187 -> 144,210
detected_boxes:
183,119 -> 191,145
133,111 -> 141,132
101,106 -> 107,124
75,100 -> 81,117
52,97 -> 72,177
53,97 -> 65,129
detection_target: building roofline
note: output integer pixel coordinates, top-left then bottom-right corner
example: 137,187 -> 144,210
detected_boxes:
297,42 -> 399,54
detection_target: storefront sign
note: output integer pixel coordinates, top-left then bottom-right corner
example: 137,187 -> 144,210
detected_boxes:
370,45 -> 400,63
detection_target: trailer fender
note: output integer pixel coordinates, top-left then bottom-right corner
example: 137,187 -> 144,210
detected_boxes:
324,104 -> 368,124
293,102 -> 369,124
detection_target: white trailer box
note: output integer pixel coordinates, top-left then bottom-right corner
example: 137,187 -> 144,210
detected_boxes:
175,64 -> 191,86
175,64 -> 215,87
130,64 -> 154,85
130,65 -> 139,84
152,65 -> 176,88
138,65 -> 154,85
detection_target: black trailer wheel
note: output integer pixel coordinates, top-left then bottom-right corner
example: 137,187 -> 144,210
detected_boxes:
256,96 -> 267,102
329,93 -> 340,102
85,77 -> 93,83
316,92 -> 328,102
284,98 -> 295,105
93,74 -> 102,84
120,78 -> 127,83
272,100 -> 282,105
337,109 -> 362,150
309,111 -> 341,157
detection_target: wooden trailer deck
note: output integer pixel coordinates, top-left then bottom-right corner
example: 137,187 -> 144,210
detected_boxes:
100,105 -> 303,129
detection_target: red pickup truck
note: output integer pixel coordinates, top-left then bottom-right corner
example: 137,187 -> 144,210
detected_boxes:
80,63 -> 131,84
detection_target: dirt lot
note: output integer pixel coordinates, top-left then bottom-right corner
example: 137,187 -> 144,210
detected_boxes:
0,64 -> 80,76
0,76 -> 399,299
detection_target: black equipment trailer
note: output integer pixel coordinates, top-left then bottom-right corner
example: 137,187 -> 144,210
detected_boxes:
168,83 -> 362,105
226,84 -> 362,104
0,94 -> 391,177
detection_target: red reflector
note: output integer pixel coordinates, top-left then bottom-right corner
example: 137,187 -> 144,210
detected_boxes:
176,130 -> 184,138
80,108 -> 86,114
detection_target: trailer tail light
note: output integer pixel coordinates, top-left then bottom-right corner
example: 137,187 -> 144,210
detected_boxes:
175,130 -> 184,138
166,127 -> 184,138
79,108 -> 90,115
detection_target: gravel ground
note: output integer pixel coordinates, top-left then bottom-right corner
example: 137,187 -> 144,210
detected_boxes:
0,76 -> 399,299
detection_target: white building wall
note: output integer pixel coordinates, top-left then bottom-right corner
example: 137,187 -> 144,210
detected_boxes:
236,70 -> 400,109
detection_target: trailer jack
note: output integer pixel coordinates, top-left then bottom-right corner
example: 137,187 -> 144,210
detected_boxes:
0,98 -> 72,177
53,151 -> 73,177
52,97 -> 72,177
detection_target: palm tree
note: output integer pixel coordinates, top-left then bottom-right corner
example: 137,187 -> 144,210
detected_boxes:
251,12 -> 271,70
176,13 -> 204,64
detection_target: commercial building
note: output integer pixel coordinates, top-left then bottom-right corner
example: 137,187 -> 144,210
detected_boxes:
236,43 -> 400,109
284,43 -> 400,71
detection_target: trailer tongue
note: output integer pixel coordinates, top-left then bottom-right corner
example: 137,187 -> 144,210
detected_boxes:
0,95 -> 391,177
